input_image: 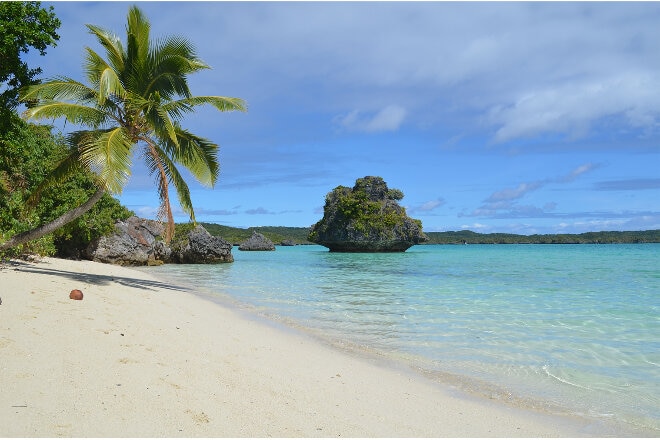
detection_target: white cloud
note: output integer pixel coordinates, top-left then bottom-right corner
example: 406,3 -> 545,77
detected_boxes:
335,105 -> 407,133
409,198 -> 446,214
558,163 -> 599,183
489,73 -> 660,143
485,182 -> 544,203
419,199 -> 444,211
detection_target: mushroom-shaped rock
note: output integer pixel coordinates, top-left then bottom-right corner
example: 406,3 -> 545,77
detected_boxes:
308,176 -> 428,252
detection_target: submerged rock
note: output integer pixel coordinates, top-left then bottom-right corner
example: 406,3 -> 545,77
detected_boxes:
239,231 -> 275,251
308,176 -> 427,252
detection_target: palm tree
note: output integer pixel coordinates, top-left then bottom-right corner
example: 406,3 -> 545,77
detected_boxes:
0,6 -> 246,251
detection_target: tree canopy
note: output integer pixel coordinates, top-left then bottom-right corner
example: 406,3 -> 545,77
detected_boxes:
0,1 -> 60,116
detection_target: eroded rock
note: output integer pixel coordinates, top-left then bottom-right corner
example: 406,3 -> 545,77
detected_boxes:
239,231 -> 275,251
308,176 -> 427,252
85,216 -> 233,265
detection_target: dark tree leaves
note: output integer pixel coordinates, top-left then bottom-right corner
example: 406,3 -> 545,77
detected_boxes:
0,1 -> 61,115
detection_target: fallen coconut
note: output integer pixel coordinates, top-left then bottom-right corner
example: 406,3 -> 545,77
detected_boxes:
69,289 -> 83,300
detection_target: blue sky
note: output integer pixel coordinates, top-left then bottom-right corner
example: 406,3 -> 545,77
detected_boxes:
25,1 -> 660,234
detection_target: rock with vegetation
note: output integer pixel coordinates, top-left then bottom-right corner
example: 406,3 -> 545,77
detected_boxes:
85,217 -> 233,265
308,176 -> 427,252
169,224 -> 234,263
239,231 -> 275,251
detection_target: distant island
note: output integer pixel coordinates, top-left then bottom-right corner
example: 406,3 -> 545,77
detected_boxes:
199,223 -> 659,246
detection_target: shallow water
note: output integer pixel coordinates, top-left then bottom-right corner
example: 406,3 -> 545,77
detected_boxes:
144,243 -> 660,434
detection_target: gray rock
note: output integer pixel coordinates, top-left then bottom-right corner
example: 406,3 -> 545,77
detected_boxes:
85,216 -> 233,265
170,225 -> 234,263
85,216 -> 165,266
280,239 -> 296,246
239,231 -> 275,251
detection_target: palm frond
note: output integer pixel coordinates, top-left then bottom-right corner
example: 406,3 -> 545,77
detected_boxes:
145,143 -> 195,221
84,47 -> 107,87
86,24 -> 125,74
162,127 -> 220,187
85,48 -> 126,103
20,77 -> 97,103
140,99 -> 179,147
143,35 -> 209,99
75,127 -> 134,194
143,70 -> 191,100
125,6 -> 150,74
23,101 -> 110,127
164,96 -> 247,117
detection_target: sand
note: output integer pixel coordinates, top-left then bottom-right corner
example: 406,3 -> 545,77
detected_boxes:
0,256 -> 615,437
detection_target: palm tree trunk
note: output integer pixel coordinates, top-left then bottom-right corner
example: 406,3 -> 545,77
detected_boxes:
0,187 -> 106,252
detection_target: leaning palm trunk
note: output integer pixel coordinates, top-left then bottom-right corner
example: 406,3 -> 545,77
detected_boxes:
0,188 -> 106,252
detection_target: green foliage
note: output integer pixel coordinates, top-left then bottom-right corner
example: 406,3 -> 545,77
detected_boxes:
0,118 -> 132,258
200,223 -> 314,245
387,189 -> 404,201
312,178 -> 411,240
0,1 -> 60,116
52,180 -> 133,258
169,222 -> 198,248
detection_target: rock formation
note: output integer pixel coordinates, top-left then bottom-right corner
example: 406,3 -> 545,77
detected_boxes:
85,216 -> 233,265
308,176 -> 427,252
169,225 -> 234,263
84,216 -> 165,266
239,231 -> 275,251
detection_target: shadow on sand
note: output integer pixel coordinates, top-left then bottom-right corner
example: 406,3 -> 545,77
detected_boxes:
3,260 -> 187,293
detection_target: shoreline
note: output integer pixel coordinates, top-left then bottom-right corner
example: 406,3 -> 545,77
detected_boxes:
0,257 -> 647,437
140,259 -> 658,438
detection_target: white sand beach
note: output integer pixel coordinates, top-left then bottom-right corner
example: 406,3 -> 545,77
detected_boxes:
0,257 -> 610,437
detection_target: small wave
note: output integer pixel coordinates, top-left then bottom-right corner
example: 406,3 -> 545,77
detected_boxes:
542,365 -> 593,390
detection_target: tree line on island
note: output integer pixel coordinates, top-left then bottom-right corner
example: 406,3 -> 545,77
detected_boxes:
199,224 -> 660,246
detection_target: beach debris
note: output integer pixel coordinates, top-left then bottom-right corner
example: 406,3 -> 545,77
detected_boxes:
69,289 -> 84,300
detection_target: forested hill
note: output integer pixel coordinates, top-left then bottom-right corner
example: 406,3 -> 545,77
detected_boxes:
199,224 -> 313,245
424,229 -> 660,244
199,223 -> 659,245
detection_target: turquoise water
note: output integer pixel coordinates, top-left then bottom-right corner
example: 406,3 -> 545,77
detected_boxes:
144,244 -> 660,434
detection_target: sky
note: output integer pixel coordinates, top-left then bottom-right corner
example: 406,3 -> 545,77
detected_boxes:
23,1 -> 660,234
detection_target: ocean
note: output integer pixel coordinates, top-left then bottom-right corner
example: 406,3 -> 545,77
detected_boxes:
143,243 -> 659,435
